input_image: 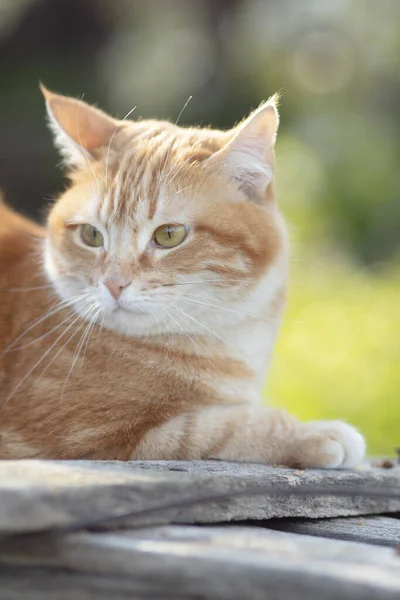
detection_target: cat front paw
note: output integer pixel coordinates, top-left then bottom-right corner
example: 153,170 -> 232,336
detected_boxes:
292,420 -> 366,469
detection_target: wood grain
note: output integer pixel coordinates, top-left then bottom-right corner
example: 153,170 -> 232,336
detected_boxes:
0,460 -> 400,533
1,525 -> 400,600
266,515 -> 400,547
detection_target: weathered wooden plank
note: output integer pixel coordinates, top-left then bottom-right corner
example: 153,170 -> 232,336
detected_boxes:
0,566 -> 165,600
1,525 -> 400,599
0,460 -> 399,533
266,515 -> 400,546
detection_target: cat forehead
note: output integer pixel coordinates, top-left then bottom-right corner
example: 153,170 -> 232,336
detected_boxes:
98,183 -> 195,236
97,128 -> 222,225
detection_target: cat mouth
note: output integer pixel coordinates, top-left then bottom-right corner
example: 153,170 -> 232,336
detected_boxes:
111,302 -> 151,316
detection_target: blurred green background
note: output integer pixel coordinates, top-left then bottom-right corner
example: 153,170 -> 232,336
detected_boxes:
0,0 -> 398,454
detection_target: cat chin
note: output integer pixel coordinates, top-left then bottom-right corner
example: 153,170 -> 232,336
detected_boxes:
99,309 -> 167,337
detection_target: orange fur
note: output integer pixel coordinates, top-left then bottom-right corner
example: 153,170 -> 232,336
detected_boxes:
0,91 -> 365,467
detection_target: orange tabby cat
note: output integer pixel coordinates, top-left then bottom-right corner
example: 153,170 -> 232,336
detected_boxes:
0,86 -> 365,465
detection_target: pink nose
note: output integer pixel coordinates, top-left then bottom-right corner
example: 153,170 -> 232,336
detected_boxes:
103,276 -> 129,300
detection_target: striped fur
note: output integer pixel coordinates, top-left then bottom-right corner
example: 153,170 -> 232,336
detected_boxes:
0,91 -> 365,467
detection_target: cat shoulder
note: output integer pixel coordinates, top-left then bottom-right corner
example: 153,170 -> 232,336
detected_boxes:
0,195 -> 44,269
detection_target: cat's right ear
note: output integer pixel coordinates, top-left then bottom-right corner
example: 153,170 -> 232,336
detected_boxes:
40,84 -> 119,168
207,96 -> 279,203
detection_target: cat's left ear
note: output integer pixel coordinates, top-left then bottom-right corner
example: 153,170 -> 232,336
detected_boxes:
40,84 -> 119,168
211,96 -> 279,202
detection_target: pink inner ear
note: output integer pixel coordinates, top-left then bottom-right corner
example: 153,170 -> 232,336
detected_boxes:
48,96 -> 116,152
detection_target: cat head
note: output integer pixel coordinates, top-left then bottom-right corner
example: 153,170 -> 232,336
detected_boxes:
42,86 -> 287,337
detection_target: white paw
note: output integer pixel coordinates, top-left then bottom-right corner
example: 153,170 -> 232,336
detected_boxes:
294,420 -> 366,469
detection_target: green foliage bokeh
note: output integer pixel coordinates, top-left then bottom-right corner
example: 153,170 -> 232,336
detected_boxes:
264,259 -> 400,455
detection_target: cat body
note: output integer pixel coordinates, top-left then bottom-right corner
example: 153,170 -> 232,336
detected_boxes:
0,89 -> 365,466
0,203 -> 281,459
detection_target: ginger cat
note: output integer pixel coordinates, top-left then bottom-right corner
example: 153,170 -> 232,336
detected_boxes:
0,87 -> 365,466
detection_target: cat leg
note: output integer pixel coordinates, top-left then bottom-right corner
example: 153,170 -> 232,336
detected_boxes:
131,405 -> 365,468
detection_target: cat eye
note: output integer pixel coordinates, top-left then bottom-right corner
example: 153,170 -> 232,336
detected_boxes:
80,224 -> 104,248
153,224 -> 188,248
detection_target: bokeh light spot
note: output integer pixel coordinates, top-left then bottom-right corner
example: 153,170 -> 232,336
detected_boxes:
293,30 -> 355,94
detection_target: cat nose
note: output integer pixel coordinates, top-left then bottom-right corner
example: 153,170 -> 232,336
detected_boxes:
103,276 -> 129,300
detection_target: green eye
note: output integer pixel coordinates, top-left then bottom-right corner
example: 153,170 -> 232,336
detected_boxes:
154,224 -> 188,248
80,224 -> 104,248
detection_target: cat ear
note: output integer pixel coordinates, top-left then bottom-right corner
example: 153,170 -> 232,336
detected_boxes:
212,96 -> 279,201
40,84 -> 119,167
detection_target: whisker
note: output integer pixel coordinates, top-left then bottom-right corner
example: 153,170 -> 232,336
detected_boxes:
174,95 -> 192,126
180,295 -> 315,325
4,312 -> 75,353
172,185 -> 193,196
60,305 -> 100,402
156,95 -> 196,195
153,105 -> 193,204
96,311 -> 106,342
156,138 -> 176,199
65,307 -> 97,373
0,292 -> 92,358
2,303 -> 94,406
6,282 -> 80,292
158,96 -> 193,191
32,301 -> 96,390
172,304 -> 228,344
161,306 -> 218,370
162,278 -> 250,287
105,105 -> 137,187
163,152 -> 196,190
179,291 -> 244,302
164,134 -> 208,193
81,307 -> 102,362
180,296 -> 278,322
58,318 -> 91,403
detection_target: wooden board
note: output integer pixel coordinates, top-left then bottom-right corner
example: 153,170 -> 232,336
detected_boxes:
1,525 -> 400,600
1,460 -> 400,599
0,460 -> 400,533
266,515 -> 400,547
